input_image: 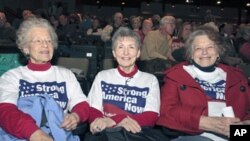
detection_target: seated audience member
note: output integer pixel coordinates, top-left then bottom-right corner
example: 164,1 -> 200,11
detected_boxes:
234,24 -> 248,53
235,24 -> 250,63
86,18 -> 102,36
156,26 -> 250,141
204,9 -> 216,23
0,11 -> 16,41
56,13 -> 78,42
11,9 -> 23,29
79,12 -> 92,34
49,15 -> 60,31
140,15 -> 176,73
151,14 -> 161,30
22,9 -> 35,20
101,12 -> 124,42
0,17 -> 89,141
172,21 -> 193,62
87,27 -> 166,141
68,13 -> 81,25
219,23 -> 238,60
137,18 -> 153,43
129,16 -> 142,32
176,21 -> 193,44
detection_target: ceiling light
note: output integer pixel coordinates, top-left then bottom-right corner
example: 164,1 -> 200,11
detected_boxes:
186,0 -> 194,3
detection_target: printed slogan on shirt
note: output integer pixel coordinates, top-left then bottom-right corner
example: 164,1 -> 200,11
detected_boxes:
195,78 -> 226,100
101,81 -> 149,115
19,80 -> 68,109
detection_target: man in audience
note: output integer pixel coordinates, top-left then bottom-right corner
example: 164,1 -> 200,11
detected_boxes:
137,18 -> 153,43
101,12 -> 124,42
140,15 -> 176,73
56,13 -> 78,42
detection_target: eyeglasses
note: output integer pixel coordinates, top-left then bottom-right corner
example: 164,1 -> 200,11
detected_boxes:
30,39 -> 53,45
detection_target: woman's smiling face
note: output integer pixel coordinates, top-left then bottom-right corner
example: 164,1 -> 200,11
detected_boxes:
192,35 -> 219,67
112,36 -> 140,73
23,27 -> 54,64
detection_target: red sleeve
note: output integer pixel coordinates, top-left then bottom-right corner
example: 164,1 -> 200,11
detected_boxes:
88,107 -> 103,123
0,103 -> 39,140
110,112 -> 158,127
71,101 -> 89,122
130,111 -> 158,127
110,114 -> 127,124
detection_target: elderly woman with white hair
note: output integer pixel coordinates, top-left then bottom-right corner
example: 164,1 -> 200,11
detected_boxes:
0,17 -> 89,141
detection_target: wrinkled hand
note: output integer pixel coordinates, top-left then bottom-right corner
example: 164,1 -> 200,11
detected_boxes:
116,116 -> 141,133
30,129 -> 53,141
61,112 -> 80,131
90,117 -> 116,134
200,116 -> 240,137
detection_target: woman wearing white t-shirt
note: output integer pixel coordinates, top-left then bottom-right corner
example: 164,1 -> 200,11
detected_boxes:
0,17 -> 89,141
87,27 -> 163,140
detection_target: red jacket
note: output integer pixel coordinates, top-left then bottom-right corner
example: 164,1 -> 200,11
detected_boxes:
156,62 -> 250,134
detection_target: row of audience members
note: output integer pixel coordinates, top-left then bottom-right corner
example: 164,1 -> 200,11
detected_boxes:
0,16 -> 250,141
1,10 -> 250,67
